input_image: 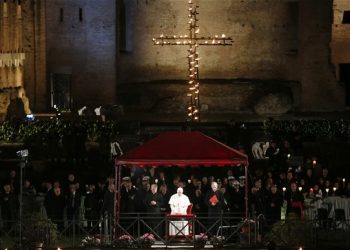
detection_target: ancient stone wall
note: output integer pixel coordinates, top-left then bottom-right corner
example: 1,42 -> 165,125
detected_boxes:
298,0 -> 344,111
5,0 -> 344,119
45,0 -> 116,109
117,0 -> 345,116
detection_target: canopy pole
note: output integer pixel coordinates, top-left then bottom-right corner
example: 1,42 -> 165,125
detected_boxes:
114,163 -> 122,238
245,165 -> 248,218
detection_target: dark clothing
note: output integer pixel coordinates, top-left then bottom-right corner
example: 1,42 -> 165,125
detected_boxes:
66,192 -> 82,220
134,187 -> 149,213
101,190 -> 115,217
121,187 -> 137,213
205,189 -> 225,234
205,190 -> 225,216
84,191 -> 100,232
0,192 -> 18,232
186,184 -> 197,202
143,192 -> 164,236
250,189 -> 266,216
285,190 -> 304,217
6,97 -> 25,122
226,187 -> 244,215
266,192 -> 283,224
46,193 -> 65,219
159,191 -> 171,213
265,146 -> 281,171
192,193 -> 206,214
144,192 -> 164,214
45,193 -> 65,231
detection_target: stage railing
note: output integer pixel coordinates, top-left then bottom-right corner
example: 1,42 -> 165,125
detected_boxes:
0,213 -> 255,248
3,213 -> 350,248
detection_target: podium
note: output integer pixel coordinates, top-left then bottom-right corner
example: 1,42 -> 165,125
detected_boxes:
166,204 -> 195,241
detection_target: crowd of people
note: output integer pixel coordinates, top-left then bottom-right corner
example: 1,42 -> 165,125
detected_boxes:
1,137 -> 350,237
0,171 -> 116,234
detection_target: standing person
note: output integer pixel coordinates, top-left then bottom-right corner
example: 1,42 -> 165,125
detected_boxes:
0,184 -> 18,234
121,177 -> 137,213
193,188 -> 206,214
169,187 -> 191,215
285,182 -> 304,218
144,184 -> 164,236
144,184 -> 164,213
205,182 -> 224,234
226,179 -> 244,216
168,187 -> 191,236
84,184 -> 99,233
101,183 -> 115,218
159,184 -> 171,213
46,187 -> 65,231
266,185 -> 283,225
66,184 -> 82,235
135,176 -> 150,213
250,179 -> 266,216
101,183 -> 115,236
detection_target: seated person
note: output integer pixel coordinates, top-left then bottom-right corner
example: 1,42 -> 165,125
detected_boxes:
168,188 -> 191,236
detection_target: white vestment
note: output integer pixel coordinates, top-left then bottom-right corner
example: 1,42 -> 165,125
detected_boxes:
168,194 -> 191,236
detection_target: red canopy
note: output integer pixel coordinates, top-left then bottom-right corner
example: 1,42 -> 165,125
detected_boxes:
115,131 -> 248,167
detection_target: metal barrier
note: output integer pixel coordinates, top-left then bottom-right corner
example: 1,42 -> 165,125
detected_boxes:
0,213 -> 257,248
3,213 -> 350,249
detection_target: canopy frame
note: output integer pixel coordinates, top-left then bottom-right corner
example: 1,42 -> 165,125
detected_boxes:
114,131 -> 249,236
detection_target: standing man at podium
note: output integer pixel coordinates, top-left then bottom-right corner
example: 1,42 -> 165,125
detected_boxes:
169,187 -> 191,215
168,187 -> 191,236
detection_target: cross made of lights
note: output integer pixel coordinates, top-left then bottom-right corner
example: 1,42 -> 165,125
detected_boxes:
152,0 -> 233,122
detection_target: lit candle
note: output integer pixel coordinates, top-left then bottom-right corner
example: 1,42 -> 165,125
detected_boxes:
326,188 -> 329,193
155,179 -> 158,184
343,178 -> 346,183
312,160 -> 317,165
298,187 -> 302,192
188,179 -> 191,184
282,187 -> 286,192
287,154 -> 291,159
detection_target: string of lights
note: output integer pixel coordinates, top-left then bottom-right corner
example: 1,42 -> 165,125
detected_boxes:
152,0 -> 233,122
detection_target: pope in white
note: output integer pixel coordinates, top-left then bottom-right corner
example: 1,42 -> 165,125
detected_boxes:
169,187 -> 191,214
168,187 -> 191,236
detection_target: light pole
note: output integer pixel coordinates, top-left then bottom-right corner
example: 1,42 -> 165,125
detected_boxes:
17,149 -> 28,250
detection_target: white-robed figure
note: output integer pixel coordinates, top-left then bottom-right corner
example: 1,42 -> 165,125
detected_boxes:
168,187 -> 191,236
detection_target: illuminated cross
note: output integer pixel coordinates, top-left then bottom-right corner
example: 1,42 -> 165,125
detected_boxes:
152,0 -> 233,122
